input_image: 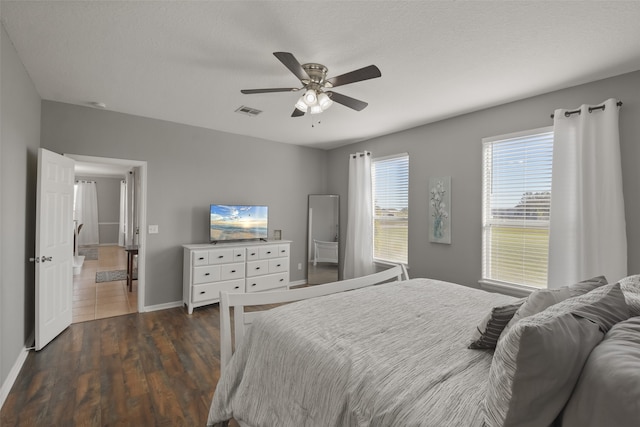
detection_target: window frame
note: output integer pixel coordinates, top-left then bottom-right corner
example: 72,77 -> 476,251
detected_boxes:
481,126 -> 553,291
371,152 -> 409,266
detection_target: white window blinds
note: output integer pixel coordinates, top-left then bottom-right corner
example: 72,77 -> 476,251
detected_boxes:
482,127 -> 553,288
372,153 -> 409,264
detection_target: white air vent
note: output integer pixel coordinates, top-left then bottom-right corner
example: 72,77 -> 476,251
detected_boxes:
235,106 -> 262,117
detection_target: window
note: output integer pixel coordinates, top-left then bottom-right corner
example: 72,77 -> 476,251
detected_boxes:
482,127 -> 553,288
372,153 -> 409,264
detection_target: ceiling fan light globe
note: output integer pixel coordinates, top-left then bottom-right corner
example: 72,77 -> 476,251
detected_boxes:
310,104 -> 323,115
303,89 -> 317,105
317,92 -> 333,110
295,97 -> 308,112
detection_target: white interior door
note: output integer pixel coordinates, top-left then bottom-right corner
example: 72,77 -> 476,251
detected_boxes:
35,148 -> 75,351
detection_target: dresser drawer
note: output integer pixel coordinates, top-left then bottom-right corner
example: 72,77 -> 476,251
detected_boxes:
277,244 -> 289,257
246,247 -> 260,260
207,248 -> 236,265
220,262 -> 245,280
259,245 -> 280,259
192,279 -> 244,303
268,258 -> 288,273
246,272 -> 288,293
246,260 -> 268,277
193,265 -> 221,285
192,250 -> 209,266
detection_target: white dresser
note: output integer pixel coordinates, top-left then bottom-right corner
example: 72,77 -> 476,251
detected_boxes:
183,240 -> 291,314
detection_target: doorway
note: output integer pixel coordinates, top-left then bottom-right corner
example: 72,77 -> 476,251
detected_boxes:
65,154 -> 147,318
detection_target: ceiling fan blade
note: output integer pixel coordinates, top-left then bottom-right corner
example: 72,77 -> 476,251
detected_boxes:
291,108 -> 306,117
241,88 -> 299,94
273,52 -> 310,82
326,91 -> 368,111
326,65 -> 381,88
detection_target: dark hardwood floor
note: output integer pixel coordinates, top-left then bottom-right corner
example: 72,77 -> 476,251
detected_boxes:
1,305 -> 235,426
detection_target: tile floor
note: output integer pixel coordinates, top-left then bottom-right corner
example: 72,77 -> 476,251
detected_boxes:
72,245 -> 138,323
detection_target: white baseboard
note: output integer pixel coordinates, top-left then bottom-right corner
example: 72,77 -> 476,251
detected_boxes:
142,300 -> 183,313
0,343 -> 31,410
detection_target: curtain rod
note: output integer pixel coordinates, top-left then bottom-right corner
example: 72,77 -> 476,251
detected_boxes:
75,180 -> 96,184
550,100 -> 622,119
351,152 -> 371,159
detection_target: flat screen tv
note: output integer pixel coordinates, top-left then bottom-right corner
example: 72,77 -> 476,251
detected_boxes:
210,204 -> 268,243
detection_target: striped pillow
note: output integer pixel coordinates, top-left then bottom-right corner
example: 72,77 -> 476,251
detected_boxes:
618,274 -> 640,316
502,275 -> 609,337
468,299 -> 525,349
484,283 -> 630,427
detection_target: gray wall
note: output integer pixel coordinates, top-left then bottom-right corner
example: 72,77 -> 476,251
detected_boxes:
328,71 -> 640,287
76,175 -> 123,245
1,24 -> 41,390
40,101 -> 329,307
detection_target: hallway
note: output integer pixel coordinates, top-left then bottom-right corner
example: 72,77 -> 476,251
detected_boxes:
72,245 -> 138,323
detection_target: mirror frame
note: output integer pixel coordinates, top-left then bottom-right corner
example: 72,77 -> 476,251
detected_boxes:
307,194 -> 340,285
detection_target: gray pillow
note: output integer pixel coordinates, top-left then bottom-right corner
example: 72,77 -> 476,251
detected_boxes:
561,316 -> 640,427
484,283 -> 629,427
468,299 -> 525,350
505,276 -> 608,332
618,274 -> 640,317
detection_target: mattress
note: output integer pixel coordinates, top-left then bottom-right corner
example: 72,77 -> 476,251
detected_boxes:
208,278 -> 517,427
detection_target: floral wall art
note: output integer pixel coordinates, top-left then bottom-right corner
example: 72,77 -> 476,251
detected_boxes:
429,177 -> 451,244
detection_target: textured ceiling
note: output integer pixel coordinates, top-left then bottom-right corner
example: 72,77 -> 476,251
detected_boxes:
2,1 -> 640,150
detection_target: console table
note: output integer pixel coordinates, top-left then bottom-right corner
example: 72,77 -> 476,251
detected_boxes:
125,245 -> 139,292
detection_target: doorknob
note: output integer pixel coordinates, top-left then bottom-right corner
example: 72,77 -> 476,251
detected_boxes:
29,257 -> 40,263
41,256 -> 53,262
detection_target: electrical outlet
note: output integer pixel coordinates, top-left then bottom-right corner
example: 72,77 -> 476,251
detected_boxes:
148,225 -> 159,234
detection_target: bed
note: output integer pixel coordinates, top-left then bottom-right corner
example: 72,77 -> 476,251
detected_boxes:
207,267 -> 640,427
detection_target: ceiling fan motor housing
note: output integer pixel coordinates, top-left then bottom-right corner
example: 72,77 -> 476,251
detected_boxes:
302,63 -> 332,89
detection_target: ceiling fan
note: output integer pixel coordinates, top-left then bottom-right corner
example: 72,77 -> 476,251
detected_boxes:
241,52 -> 381,117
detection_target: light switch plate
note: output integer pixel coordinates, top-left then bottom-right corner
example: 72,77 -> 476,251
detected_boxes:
148,225 -> 159,234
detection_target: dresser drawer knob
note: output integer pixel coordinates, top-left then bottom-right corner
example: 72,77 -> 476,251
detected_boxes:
279,278 -> 284,282
218,255 -> 224,259
200,291 -> 206,294
251,283 -> 257,287
266,251 -> 272,254
255,266 -> 261,270
251,252 -> 256,256
276,264 -> 281,267
234,286 -> 240,289
198,257 -> 205,260
236,253 -> 242,257
204,273 -> 210,276
231,269 -> 236,273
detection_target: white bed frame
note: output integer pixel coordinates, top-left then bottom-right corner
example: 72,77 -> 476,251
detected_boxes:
219,264 -> 409,368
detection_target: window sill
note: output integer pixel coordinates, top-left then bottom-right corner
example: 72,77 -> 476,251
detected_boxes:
478,279 -> 536,298
373,259 -> 408,271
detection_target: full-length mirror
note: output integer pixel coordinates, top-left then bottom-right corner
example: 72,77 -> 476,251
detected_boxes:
307,195 -> 339,285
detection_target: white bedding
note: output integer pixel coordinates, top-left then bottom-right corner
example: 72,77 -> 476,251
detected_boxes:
207,278 -> 517,427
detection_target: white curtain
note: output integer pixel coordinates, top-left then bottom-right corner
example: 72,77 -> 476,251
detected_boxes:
74,181 -> 100,246
548,98 -> 627,288
343,151 -> 375,279
118,180 -> 127,246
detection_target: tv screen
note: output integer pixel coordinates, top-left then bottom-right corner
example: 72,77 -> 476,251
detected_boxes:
210,204 -> 268,243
